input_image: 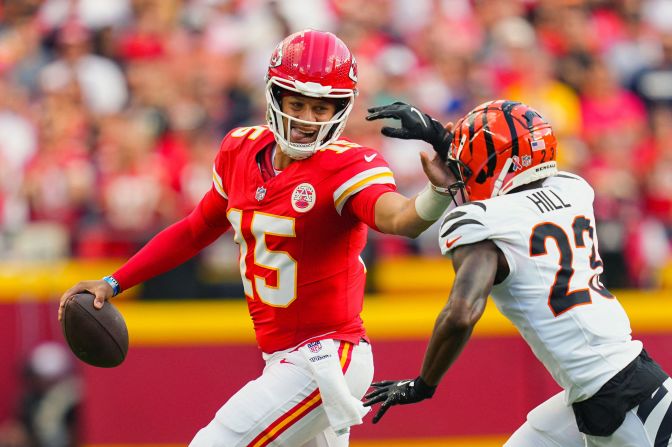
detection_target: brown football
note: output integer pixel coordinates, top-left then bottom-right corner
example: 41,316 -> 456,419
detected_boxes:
61,292 -> 129,367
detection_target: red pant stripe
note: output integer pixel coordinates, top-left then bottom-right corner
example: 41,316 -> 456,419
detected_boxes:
248,340 -> 356,446
248,389 -> 322,447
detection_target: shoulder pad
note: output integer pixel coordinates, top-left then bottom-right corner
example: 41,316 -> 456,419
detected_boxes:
438,202 -> 492,255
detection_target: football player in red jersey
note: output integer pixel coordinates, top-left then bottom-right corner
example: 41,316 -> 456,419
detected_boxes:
58,30 -> 456,446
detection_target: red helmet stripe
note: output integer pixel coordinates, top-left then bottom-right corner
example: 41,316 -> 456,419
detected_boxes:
305,29 -> 332,76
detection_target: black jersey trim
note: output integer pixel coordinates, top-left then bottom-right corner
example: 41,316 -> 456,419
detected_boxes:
556,174 -> 580,180
440,219 -> 485,238
465,202 -> 487,211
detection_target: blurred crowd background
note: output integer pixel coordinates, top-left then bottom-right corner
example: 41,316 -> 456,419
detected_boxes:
2,1 -> 672,446
2,0 -> 672,300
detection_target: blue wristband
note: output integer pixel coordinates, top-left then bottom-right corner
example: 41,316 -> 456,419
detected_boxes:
102,275 -> 120,297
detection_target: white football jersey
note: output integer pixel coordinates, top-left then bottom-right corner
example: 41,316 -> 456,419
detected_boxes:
439,172 -> 642,403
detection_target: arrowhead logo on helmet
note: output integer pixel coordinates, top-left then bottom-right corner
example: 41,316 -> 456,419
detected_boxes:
349,56 -> 358,83
269,44 -> 283,68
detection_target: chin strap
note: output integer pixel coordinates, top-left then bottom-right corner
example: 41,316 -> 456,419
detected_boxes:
491,158 -> 513,198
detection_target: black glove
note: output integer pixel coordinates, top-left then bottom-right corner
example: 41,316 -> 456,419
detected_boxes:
366,102 -> 452,161
363,376 -> 437,423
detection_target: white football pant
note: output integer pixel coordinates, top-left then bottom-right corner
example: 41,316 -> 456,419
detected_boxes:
189,340 -> 374,447
505,377 -> 672,446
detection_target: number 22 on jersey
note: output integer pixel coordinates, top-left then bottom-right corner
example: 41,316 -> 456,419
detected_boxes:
530,215 -> 613,316
227,209 -> 298,307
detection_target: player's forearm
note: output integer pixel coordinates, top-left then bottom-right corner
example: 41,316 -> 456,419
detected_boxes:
112,202 -> 229,291
391,201 -> 435,237
401,184 -> 454,237
384,209 -> 432,237
419,300 -> 477,386
374,191 -> 444,237
419,243 -> 496,385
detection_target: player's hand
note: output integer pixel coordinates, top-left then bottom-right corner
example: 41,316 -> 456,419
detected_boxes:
366,102 -> 452,161
419,141 -> 458,191
58,280 -> 114,321
363,377 -> 437,423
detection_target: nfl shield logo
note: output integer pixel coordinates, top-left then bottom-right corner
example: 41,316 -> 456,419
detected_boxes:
255,186 -> 267,201
307,341 -> 322,353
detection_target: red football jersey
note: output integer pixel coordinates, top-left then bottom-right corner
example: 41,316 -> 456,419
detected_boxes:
213,125 -> 396,353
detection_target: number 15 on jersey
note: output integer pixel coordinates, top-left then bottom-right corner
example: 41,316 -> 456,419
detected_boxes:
228,209 -> 298,307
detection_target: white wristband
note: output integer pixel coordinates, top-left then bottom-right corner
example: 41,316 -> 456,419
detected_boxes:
429,183 -> 453,194
414,183 -> 453,221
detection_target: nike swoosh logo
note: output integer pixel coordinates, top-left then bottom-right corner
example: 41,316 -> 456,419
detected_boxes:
445,235 -> 462,249
364,153 -> 377,162
410,107 -> 427,127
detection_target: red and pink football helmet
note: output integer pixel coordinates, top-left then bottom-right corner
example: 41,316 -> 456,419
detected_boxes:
265,29 -> 358,159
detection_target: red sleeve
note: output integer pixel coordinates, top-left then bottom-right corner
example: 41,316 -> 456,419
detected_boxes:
112,187 -> 230,292
343,184 -> 395,231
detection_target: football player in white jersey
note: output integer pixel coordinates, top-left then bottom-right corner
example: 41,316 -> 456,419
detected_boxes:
363,100 -> 672,446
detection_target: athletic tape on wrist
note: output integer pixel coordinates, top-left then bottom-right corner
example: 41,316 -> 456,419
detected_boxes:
414,183 -> 452,221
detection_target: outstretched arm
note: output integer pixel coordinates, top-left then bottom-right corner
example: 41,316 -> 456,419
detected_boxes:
58,188 -> 230,319
419,240 -> 499,384
364,240 -> 500,422
372,149 -> 456,238
111,188 -> 230,291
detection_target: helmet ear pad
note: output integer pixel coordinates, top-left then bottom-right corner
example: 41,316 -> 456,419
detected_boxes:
450,100 -> 558,201
265,29 -> 358,160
